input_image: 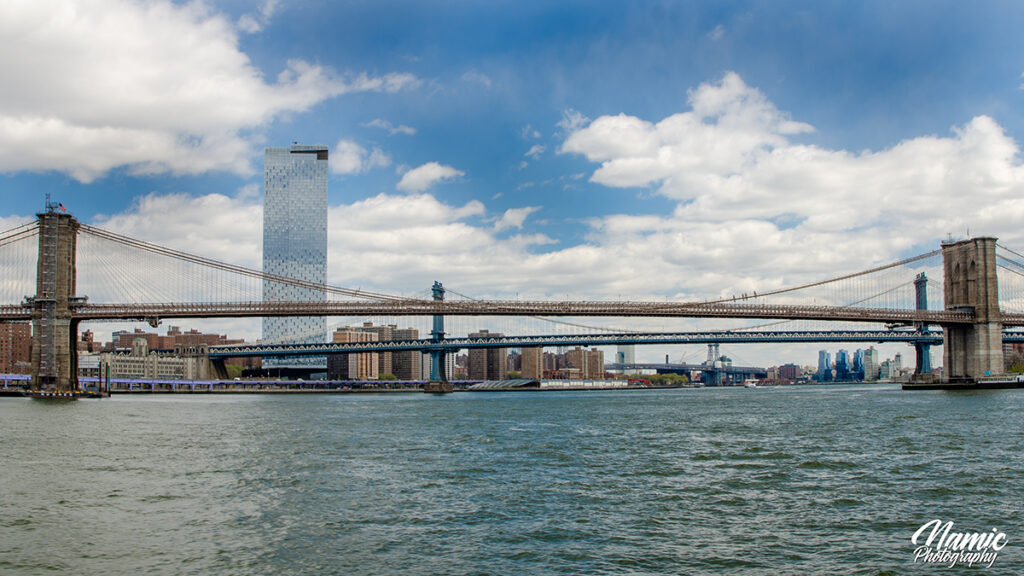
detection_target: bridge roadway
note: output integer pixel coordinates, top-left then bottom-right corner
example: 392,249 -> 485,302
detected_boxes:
204,329 -> 1010,358
7,299 -> 1024,325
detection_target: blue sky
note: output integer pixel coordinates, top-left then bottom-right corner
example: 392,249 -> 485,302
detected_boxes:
2,0 -> 1024,366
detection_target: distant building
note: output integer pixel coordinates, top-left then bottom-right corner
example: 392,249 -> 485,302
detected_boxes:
391,327 -> 422,380
816,350 -> 832,382
566,347 -> 604,379
778,363 -> 801,381
262,144 -> 329,370
543,351 -> 565,373
97,338 -> 217,380
0,322 -> 31,374
521,347 -> 543,379
863,347 -> 879,381
328,328 -> 378,380
616,344 -> 637,375
78,330 -> 104,353
358,323 -> 395,376
113,327 -> 244,350
507,350 -> 522,372
468,330 -> 506,380
853,349 -> 866,380
835,349 -> 852,381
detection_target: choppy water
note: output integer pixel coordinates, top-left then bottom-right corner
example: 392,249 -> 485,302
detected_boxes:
1,384 -> 1022,575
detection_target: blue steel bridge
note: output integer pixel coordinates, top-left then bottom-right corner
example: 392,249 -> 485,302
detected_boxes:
206,329 -> 951,358
4,208 -> 1024,390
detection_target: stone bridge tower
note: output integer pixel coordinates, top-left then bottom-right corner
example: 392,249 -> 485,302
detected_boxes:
28,209 -> 83,391
941,237 -> 1003,382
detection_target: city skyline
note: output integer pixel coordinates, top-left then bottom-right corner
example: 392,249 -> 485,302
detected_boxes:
2,1 -> 1024,366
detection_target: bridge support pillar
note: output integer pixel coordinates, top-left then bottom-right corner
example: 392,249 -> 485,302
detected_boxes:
425,281 -> 453,393
28,209 -> 82,391
941,237 -> 1003,382
913,273 -> 932,375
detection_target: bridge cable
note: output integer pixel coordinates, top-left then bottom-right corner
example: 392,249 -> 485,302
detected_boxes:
78,223 -> 420,303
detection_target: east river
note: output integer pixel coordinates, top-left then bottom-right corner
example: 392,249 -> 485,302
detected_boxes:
1,384 -> 1021,575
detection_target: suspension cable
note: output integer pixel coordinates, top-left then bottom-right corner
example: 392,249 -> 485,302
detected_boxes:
78,223 -> 419,303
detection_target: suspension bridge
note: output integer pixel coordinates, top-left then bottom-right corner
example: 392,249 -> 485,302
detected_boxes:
3,206 -> 1024,392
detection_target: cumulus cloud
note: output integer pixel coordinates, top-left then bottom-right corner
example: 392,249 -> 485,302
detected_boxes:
237,0 -> 282,33
90,192 -> 263,268
0,0 -> 419,183
330,139 -> 391,175
559,71 -> 1024,297
494,206 -> 541,232
396,162 -> 465,193
364,119 -> 417,136
524,144 -> 546,160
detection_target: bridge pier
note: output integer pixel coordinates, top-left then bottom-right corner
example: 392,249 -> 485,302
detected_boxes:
941,237 -> 1003,382
913,273 -> 932,375
28,209 -> 83,391
424,281 -> 453,393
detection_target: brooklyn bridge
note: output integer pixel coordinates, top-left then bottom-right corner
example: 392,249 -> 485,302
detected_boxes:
3,207 -> 1024,391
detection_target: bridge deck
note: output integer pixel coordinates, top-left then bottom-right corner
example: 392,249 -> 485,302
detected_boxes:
0,300 -> 990,324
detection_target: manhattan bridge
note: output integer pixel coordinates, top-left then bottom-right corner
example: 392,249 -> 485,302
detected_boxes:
3,207 -> 1024,392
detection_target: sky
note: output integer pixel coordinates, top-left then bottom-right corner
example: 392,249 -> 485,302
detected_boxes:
2,0 -> 1024,368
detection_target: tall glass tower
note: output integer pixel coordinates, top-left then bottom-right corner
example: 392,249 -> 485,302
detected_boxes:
262,144 -> 329,370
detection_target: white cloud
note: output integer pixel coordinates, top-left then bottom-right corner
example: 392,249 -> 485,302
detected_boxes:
396,162 -> 465,192
0,0 -> 419,183
462,70 -> 493,89
330,139 -> 391,175
364,119 -> 417,136
709,24 -> 725,40
235,183 -> 261,200
237,0 -> 282,33
90,192 -> 263,268
524,144 -> 545,160
494,206 -> 541,232
557,108 -> 591,134
521,124 -> 542,139
558,71 -> 1024,296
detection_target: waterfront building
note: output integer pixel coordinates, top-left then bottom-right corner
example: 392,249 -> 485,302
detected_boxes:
566,347 -> 604,379
96,338 -> 216,380
78,330 -> 104,354
328,328 -> 378,380
522,347 -> 543,379
853,349 -> 866,380
357,323 -> 395,376
468,330 -> 507,380
615,344 -> 637,374
391,327 -> 422,380
543,351 -> 565,373
778,363 -> 801,381
113,326 -> 244,350
262,144 -> 329,369
835,349 -> 852,381
0,322 -> 31,374
863,347 -> 879,381
816,350 -> 832,382
507,351 -> 522,372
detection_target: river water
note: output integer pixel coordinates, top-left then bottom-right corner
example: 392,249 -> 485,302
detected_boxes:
1,384 -> 1021,575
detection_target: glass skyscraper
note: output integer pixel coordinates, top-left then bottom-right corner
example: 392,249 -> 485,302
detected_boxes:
262,144 -> 329,369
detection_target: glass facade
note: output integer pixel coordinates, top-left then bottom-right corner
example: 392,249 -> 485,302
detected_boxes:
262,145 -> 329,369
